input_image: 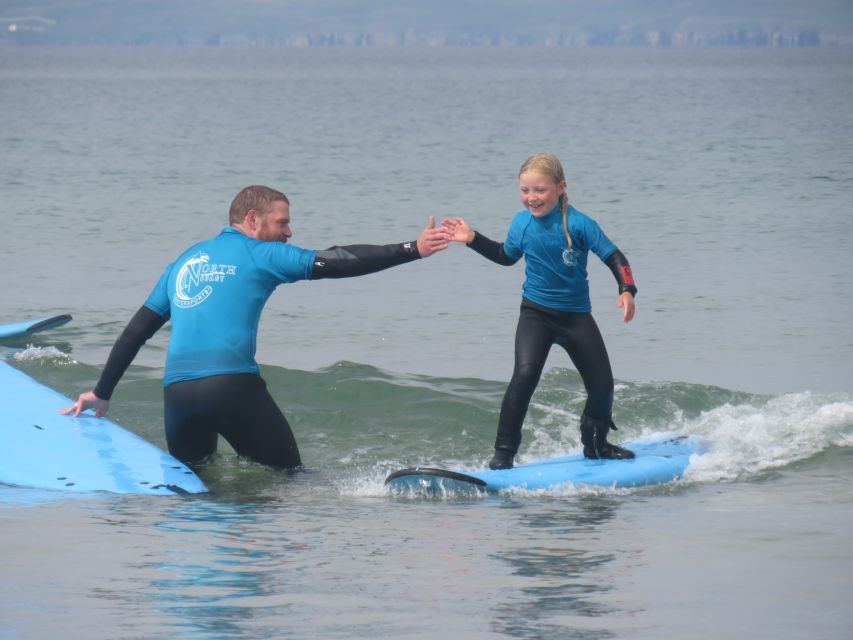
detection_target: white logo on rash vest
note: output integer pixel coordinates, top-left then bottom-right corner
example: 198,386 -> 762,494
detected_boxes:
173,252 -> 238,308
562,248 -> 579,267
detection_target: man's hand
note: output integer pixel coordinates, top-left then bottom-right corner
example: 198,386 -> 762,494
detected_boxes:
60,391 -> 110,418
416,216 -> 451,257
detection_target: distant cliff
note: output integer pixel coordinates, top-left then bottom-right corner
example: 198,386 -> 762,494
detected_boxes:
1,0 -> 850,46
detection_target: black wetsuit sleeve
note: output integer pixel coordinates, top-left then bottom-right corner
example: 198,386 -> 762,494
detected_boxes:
467,231 -> 518,266
93,305 -> 167,400
311,241 -> 421,280
604,249 -> 638,297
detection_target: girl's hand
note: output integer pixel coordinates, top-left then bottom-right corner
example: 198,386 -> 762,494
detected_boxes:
618,292 -> 636,323
441,217 -> 475,244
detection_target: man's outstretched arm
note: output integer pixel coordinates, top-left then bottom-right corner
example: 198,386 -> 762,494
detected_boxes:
311,216 -> 449,279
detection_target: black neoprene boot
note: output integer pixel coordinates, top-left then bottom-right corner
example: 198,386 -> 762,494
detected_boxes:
490,415 -> 522,470
580,413 -> 635,460
488,447 -> 515,470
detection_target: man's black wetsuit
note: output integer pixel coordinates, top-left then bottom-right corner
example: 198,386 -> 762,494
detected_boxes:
92,230 -> 423,469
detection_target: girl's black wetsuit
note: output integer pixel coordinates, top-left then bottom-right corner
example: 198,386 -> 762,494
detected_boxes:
466,208 -> 636,458
495,299 -> 615,454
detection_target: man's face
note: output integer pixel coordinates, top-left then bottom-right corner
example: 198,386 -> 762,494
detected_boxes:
254,200 -> 293,243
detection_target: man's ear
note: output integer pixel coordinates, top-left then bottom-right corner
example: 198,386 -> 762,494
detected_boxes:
245,209 -> 257,230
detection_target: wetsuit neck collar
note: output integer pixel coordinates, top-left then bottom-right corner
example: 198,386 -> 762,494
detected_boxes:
534,204 -> 562,221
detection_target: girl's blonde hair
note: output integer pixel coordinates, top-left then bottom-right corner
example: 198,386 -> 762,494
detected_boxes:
518,153 -> 572,249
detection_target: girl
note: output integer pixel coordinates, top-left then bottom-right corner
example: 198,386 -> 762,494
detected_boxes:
443,153 -> 637,469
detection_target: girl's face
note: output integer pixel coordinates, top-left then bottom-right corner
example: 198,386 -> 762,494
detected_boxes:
519,171 -> 566,217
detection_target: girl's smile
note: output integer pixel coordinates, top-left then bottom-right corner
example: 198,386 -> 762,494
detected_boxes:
519,170 -> 566,217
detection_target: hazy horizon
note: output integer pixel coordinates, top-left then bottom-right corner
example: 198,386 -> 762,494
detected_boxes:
2,0 -> 852,46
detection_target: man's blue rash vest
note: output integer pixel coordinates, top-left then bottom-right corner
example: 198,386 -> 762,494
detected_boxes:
144,227 -> 317,386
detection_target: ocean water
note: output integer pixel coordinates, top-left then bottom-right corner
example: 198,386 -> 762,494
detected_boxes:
1,46 -> 852,639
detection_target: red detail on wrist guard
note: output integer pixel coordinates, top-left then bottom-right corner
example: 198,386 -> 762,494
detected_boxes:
620,266 -> 635,286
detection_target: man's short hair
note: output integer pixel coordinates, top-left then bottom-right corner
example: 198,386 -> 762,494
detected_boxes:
229,185 -> 289,224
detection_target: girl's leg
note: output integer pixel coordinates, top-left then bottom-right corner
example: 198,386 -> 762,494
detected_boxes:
490,305 -> 554,468
558,314 -> 633,459
558,313 -> 614,419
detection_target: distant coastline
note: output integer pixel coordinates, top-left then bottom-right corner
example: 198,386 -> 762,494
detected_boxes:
0,28 -> 844,47
1,1 -> 850,48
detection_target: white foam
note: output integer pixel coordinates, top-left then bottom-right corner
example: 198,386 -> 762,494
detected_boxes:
680,392 -> 853,482
338,391 -> 853,498
11,345 -> 75,364
522,402 -> 582,462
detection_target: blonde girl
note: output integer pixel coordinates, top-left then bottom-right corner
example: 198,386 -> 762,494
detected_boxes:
443,154 -> 637,468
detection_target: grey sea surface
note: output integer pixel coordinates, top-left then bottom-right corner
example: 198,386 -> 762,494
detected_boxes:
1,46 -> 852,639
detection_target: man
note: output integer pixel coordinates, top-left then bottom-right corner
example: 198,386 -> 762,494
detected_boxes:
62,185 -> 450,469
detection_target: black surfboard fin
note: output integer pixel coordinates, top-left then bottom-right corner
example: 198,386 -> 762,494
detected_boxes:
385,467 -> 487,488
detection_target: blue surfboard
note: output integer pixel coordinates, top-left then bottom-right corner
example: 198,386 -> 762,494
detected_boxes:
385,435 -> 702,494
0,360 -> 207,495
0,314 -> 72,339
